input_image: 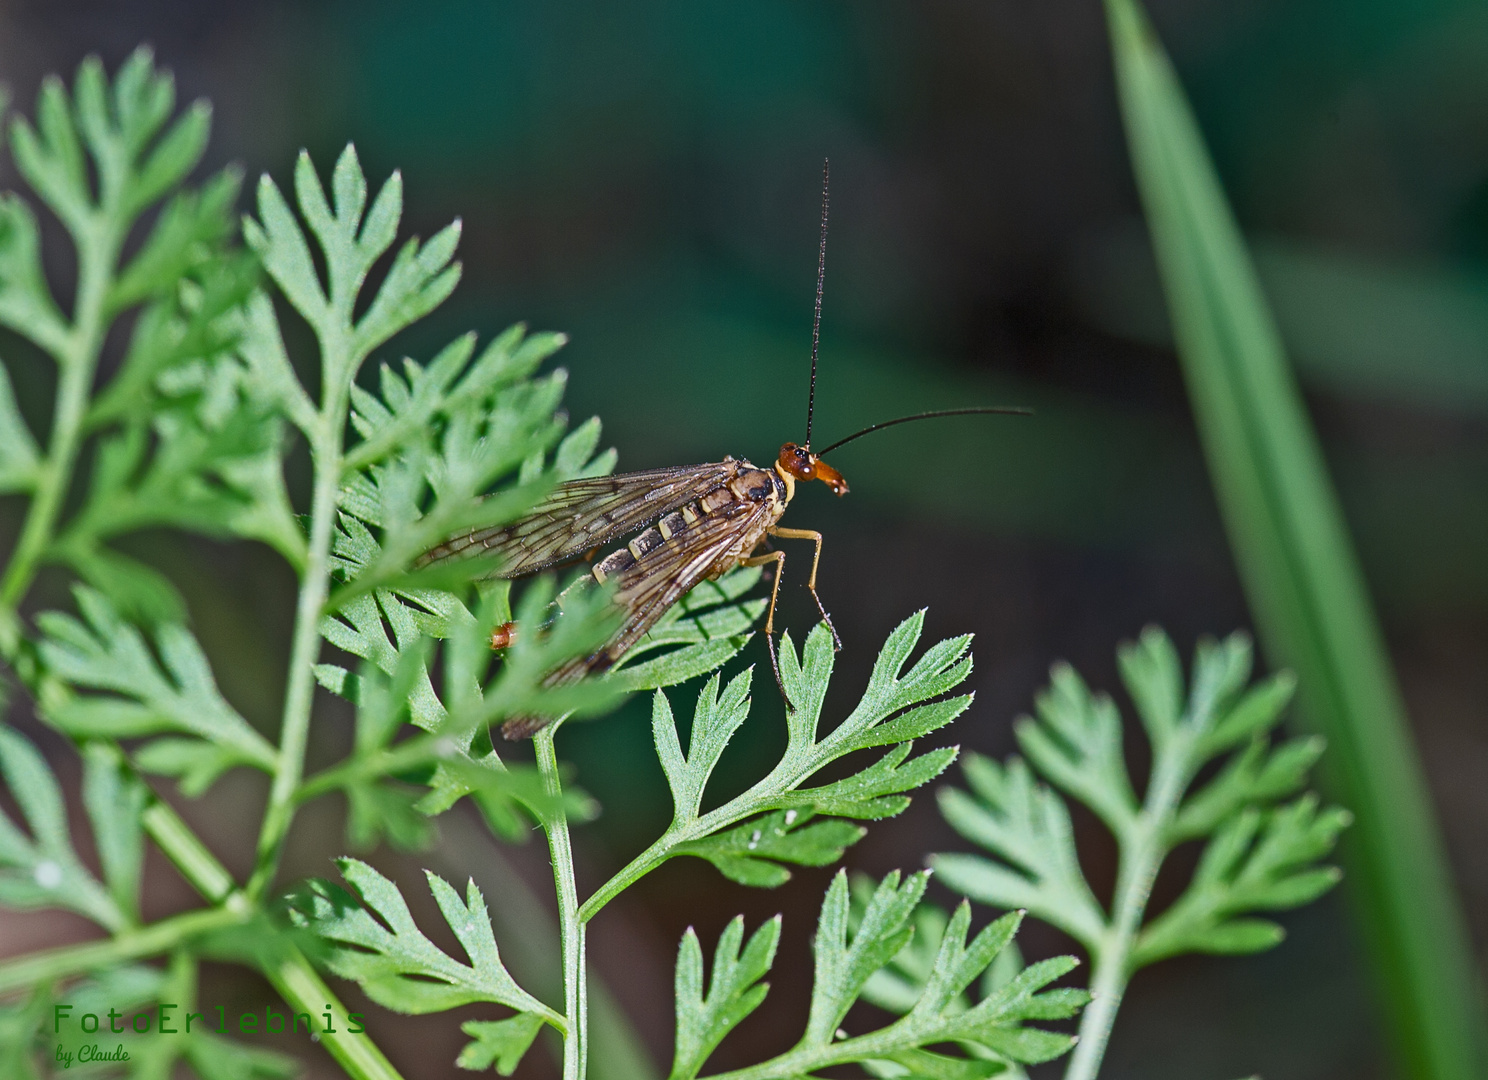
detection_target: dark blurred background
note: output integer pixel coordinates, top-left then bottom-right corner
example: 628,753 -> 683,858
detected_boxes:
2,2 -> 1486,1078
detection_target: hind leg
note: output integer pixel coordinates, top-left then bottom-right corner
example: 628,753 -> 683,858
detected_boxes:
742,549 -> 794,711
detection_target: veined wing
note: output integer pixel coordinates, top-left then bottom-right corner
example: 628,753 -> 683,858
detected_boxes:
602,497 -> 771,664
420,461 -> 739,577
501,497 -> 771,737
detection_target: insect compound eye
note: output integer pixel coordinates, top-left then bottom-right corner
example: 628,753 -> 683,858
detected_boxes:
777,442 -> 816,480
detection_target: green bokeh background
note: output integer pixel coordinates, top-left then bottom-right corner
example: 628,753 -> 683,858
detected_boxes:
2,2 -> 1485,1078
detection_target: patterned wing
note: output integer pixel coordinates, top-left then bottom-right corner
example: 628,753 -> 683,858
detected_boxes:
500,497 -> 772,737
419,461 -> 738,577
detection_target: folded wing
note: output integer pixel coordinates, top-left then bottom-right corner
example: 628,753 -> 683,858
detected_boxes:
419,461 -> 738,577
501,496 -> 771,737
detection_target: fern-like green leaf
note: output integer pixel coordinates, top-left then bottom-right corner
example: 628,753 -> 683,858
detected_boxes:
35,586 -> 276,792
678,871 -> 1085,1080
0,727 -> 123,929
671,915 -> 781,1080
457,1013 -> 548,1076
297,859 -> 555,1017
933,626 -> 1348,1076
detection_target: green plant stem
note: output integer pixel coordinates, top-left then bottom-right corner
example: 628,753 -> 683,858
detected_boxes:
1063,731 -> 1193,1080
580,759 -> 817,922
296,730 -> 458,804
536,725 -> 587,1080
430,813 -> 659,1080
140,798 -> 240,905
580,701 -> 910,924
581,831 -> 676,924
579,759 -> 810,923
141,787 -> 409,1080
0,906 -> 246,994
264,951 -> 408,1080
0,216 -> 120,618
700,1007 -> 1022,1080
250,362 -> 350,901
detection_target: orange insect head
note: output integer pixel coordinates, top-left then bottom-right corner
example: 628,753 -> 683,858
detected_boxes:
776,442 -> 849,496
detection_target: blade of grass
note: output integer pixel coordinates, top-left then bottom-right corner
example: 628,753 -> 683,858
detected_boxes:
1103,2 -> 1487,1078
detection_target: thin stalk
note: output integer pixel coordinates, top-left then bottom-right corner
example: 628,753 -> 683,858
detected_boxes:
580,758 -> 813,921
249,332 -> 351,900
1062,734 -> 1195,1080
265,951 -> 408,1080
142,785 -> 410,1080
581,728 -> 880,924
1106,3 -> 1487,1074
141,799 -> 241,906
0,217 -> 120,614
536,725 -> 587,1080
701,1001 -> 1045,1080
0,906 -> 246,994
296,728 -> 460,804
580,767 -> 804,922
580,833 -> 670,924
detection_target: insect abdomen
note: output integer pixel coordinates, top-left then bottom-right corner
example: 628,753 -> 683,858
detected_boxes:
592,545 -> 635,583
592,503 -> 714,584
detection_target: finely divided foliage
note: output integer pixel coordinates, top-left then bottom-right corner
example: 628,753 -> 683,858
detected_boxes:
629,615 -> 970,896
300,616 -> 1082,1079
0,50 -> 1341,1080
0,49 -> 762,1079
931,628 -> 1348,1080
665,873 -> 1086,1080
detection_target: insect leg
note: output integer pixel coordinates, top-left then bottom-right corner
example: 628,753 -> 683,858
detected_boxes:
766,527 -> 841,651
741,549 -> 795,712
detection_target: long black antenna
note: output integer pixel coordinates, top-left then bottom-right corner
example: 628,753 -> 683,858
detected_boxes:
805,158 -> 829,449
815,406 -> 1033,457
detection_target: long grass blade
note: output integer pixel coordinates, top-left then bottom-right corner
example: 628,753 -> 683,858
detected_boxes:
1103,2 -> 1487,1076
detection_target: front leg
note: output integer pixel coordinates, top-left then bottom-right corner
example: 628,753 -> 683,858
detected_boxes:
765,526 -> 841,651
